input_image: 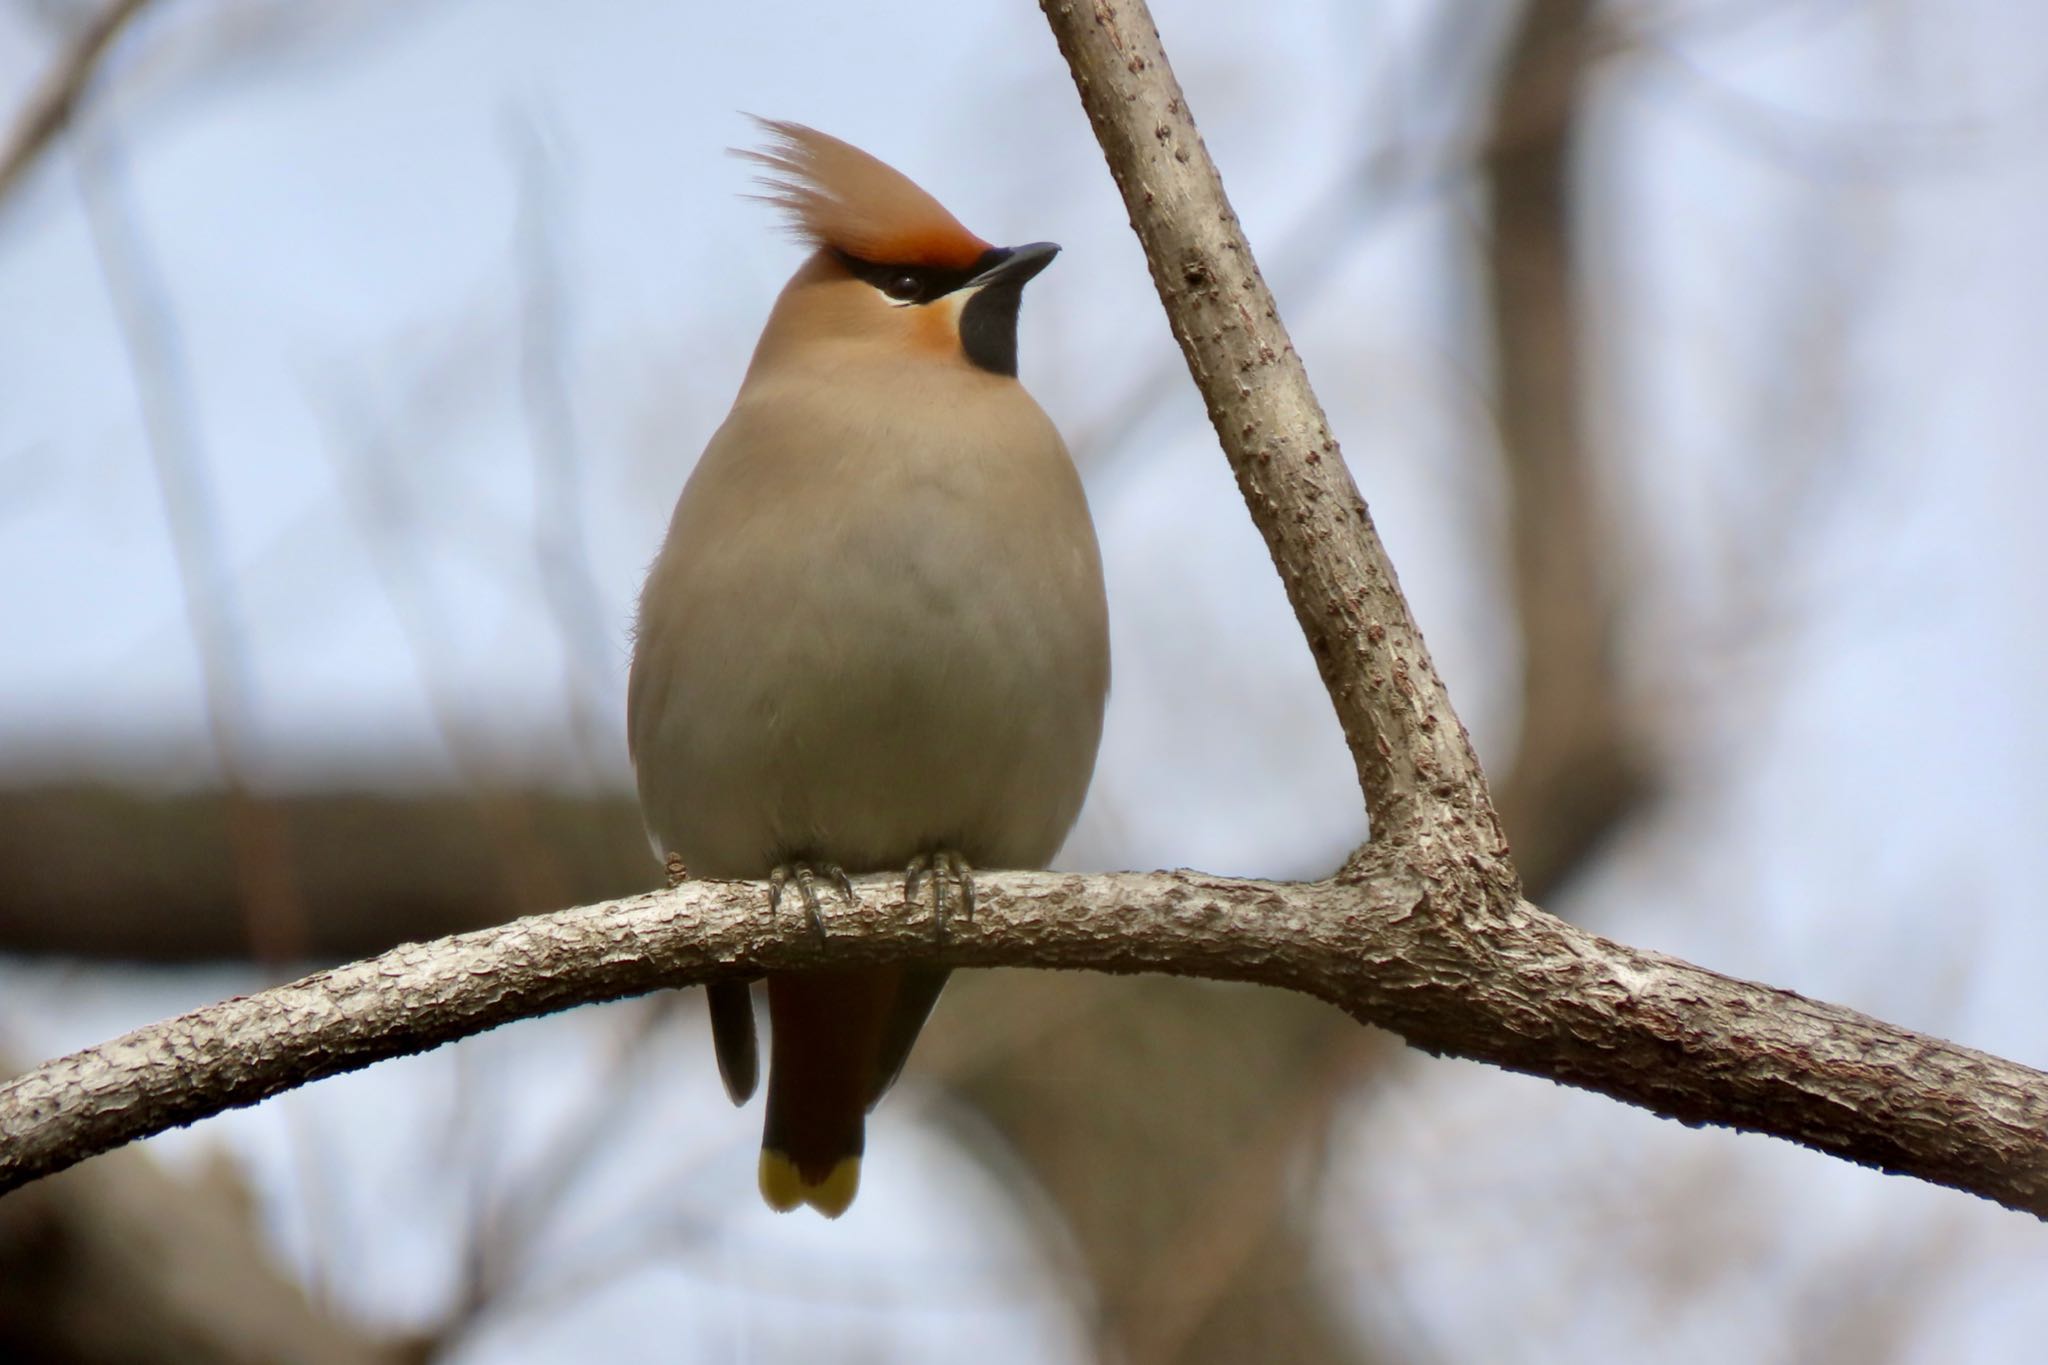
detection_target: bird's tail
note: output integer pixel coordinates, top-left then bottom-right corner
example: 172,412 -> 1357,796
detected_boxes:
758,968 -> 900,1218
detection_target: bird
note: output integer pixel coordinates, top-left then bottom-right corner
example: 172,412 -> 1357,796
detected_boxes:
627,119 -> 1110,1218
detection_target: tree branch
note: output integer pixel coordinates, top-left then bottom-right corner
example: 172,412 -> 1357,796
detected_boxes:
5,865 -> 2047,1216
0,0 -> 157,210
1039,0 -> 1504,847
6,0 -> 2044,1241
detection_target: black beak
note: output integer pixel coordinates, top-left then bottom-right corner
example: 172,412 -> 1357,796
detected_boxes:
969,241 -> 1060,291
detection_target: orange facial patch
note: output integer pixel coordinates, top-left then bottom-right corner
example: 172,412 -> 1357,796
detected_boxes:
904,292 -> 967,359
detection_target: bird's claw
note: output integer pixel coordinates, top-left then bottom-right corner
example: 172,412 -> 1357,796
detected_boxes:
904,851 -> 975,942
769,861 -> 853,942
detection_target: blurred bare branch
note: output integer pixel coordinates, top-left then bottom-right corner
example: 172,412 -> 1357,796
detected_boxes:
319,408 -> 585,920
0,1047 -> 399,1365
1484,0 -> 1652,899
2,2 -> 2033,1360
77,131 -> 309,961
506,110 -> 618,782
1115,1029 -> 1387,1365
4,0 -> 459,220
431,997 -> 682,1357
0,0 -> 154,211
0,784 -> 654,960
945,976 -> 1375,1365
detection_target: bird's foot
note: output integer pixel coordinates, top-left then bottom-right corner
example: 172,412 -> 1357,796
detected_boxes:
904,850 -> 975,942
769,861 -> 854,942
663,852 -> 689,889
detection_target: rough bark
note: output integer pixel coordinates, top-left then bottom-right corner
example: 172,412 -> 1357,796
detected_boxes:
6,2 -> 2046,1312
1041,1 -> 1504,849
5,862 -> 2048,1217
942,7 -> 1647,1360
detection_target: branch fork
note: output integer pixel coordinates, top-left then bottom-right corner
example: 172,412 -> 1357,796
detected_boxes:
4,0 -> 2046,1228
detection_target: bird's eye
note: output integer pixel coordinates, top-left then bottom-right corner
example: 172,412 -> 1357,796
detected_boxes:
882,273 -> 923,302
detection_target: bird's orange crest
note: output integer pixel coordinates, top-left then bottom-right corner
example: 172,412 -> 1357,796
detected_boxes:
740,118 -> 991,271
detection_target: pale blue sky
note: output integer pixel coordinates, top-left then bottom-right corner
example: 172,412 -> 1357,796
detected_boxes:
4,1 -> 2047,1359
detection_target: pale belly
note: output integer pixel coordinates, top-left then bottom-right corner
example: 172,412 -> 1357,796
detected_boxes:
631,484 -> 1106,879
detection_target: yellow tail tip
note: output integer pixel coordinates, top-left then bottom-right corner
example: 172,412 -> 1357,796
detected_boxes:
758,1150 -> 805,1212
758,1150 -> 861,1218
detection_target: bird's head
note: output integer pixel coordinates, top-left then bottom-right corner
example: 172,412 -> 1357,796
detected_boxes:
740,119 -> 1058,380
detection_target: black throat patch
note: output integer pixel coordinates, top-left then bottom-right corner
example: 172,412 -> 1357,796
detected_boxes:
957,280 -> 1024,377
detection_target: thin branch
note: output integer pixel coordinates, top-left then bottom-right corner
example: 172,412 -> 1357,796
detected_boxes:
4,865 -> 2047,1217
78,130 -> 309,962
7,0 -> 2044,1260
505,110 -> 617,782
0,0 -> 155,210
1040,1 -> 1505,846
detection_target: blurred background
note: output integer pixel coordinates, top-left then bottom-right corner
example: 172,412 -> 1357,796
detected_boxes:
3,0 -> 2046,1359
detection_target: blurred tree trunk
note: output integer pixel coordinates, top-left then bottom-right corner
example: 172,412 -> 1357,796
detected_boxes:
1484,0 -> 1648,895
0,1 -> 1642,1359
931,976 -> 1378,1365
0,785 -> 658,961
